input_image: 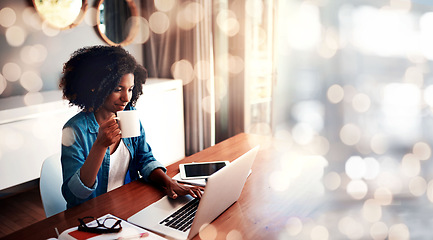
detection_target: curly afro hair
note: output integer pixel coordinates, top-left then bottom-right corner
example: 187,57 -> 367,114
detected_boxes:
60,45 -> 147,111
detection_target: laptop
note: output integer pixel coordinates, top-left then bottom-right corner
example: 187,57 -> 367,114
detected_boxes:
128,146 -> 260,240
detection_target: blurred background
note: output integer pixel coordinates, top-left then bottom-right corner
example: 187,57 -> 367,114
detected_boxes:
266,0 -> 433,239
2,0 -> 433,239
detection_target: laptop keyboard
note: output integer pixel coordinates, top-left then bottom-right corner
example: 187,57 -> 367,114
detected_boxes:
159,198 -> 200,232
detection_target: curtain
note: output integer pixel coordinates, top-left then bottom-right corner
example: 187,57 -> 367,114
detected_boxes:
213,0 -> 246,143
139,0 -> 276,155
213,0 -> 277,142
141,0 -> 215,156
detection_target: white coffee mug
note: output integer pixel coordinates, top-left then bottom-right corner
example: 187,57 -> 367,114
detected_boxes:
115,110 -> 140,138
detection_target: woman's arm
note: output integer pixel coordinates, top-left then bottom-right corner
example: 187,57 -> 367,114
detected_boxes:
80,115 -> 121,187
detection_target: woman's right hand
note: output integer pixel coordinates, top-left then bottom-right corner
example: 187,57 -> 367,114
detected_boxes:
80,115 -> 121,188
95,115 -> 121,147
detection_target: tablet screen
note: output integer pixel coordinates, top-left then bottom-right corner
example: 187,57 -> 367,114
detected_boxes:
183,162 -> 228,178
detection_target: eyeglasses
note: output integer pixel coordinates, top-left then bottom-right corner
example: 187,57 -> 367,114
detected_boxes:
78,216 -> 122,234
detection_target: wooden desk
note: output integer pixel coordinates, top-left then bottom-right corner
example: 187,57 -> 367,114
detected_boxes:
2,133 -> 295,240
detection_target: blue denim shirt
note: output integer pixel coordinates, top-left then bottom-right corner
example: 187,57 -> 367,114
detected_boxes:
61,105 -> 166,208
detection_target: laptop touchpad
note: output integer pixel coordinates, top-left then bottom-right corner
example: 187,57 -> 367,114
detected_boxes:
156,195 -> 194,210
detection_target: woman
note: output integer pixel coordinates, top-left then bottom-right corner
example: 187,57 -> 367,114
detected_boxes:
59,45 -> 201,208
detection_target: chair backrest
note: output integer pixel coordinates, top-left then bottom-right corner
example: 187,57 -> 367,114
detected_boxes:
39,152 -> 66,218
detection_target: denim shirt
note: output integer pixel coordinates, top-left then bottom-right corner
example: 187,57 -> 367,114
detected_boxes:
61,105 -> 166,208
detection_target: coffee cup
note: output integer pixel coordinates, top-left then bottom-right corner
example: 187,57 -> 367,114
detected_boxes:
115,110 -> 140,138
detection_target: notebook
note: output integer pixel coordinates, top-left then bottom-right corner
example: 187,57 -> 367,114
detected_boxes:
128,146 -> 260,240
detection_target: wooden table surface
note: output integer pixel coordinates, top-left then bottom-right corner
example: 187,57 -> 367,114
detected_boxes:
2,133 -> 298,240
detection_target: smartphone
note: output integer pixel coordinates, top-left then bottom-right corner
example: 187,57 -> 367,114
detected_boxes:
179,161 -> 230,180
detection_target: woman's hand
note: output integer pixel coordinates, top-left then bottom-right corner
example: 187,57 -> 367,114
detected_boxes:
149,168 -> 204,199
95,115 -> 121,147
163,179 -> 204,199
80,115 -> 121,188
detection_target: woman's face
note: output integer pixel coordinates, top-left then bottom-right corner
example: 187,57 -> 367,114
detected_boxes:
101,73 -> 135,113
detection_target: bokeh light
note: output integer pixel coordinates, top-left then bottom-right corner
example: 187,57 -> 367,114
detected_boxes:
352,93 -> 371,112
412,141 -> 431,160
400,153 -> 420,177
216,9 -> 239,37
226,229 -> 242,240
184,2 -> 204,26
409,176 -> 426,196
20,71 -> 43,92
345,156 -> 365,180
338,216 -> 365,239
171,59 -> 194,85
149,11 -> 170,34
198,223 -> 217,240
62,127 -> 75,147
5,26 -> 26,46
340,123 -> 361,146
0,7 -> 16,27
370,134 -> 389,155
374,187 -> 393,206
310,225 -> 329,240
201,95 -> 214,114
176,4 -> 197,30
388,224 -> 410,240
24,92 -> 43,106
362,199 -> 382,222
327,84 -> 344,104
370,221 -> 388,240
133,17 -> 150,44
346,179 -> 368,199
323,171 -> 341,191
20,44 -> 48,64
285,217 -> 303,236
155,0 -> 176,12
2,62 -> 21,82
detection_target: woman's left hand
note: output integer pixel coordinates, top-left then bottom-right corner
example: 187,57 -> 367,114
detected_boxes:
163,179 -> 204,199
149,168 -> 203,199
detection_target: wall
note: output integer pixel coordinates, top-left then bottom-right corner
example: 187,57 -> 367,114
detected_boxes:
0,0 -> 143,99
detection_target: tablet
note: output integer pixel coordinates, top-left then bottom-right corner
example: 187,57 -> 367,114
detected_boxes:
179,161 -> 229,180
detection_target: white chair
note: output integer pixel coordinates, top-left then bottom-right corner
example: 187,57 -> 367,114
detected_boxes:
39,152 -> 67,218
